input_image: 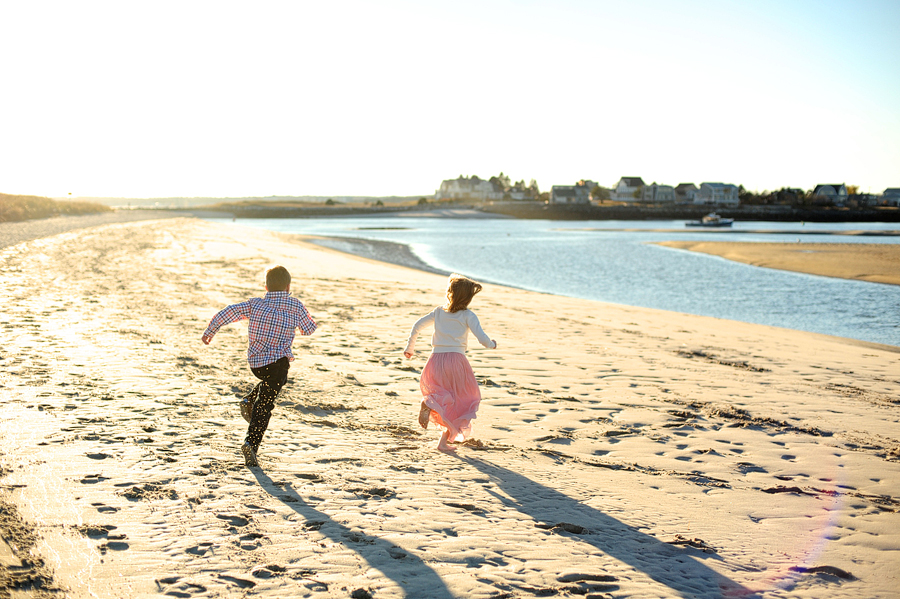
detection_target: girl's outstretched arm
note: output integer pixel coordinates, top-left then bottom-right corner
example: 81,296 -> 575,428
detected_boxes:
404,309 -> 437,357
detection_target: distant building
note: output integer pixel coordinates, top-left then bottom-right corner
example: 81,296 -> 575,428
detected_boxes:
695,182 -> 740,205
551,180 -> 592,204
882,188 -> 900,207
674,183 -> 699,203
811,184 -> 848,205
847,193 -> 878,207
611,177 -> 646,202
641,183 -> 676,203
768,188 -> 806,204
435,176 -> 502,201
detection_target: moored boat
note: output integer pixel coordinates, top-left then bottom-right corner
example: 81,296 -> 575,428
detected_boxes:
686,212 -> 734,227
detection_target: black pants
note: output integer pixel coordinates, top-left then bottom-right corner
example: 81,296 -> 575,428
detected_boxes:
245,357 -> 290,451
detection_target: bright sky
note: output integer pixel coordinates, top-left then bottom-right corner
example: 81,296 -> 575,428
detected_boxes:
2,0 -> 898,199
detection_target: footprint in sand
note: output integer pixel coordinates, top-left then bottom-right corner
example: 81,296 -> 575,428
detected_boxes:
91,502 -> 119,513
219,574 -> 256,589
156,578 -> 208,597
99,541 -> 129,553
186,545 -> 212,556
75,524 -> 119,539
251,564 -> 287,578
79,474 -> 110,484
535,522 -> 588,534
216,514 -> 250,527
736,463 -> 767,474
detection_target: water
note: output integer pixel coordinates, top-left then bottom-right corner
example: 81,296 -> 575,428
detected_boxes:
206,216 -> 900,347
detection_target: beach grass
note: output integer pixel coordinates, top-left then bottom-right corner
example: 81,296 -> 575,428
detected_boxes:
0,192 -> 112,223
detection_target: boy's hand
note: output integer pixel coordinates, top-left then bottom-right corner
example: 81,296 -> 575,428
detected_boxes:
403,351 -> 413,359
202,333 -> 213,345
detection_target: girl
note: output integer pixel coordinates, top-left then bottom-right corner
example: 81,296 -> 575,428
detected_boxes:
404,274 -> 498,451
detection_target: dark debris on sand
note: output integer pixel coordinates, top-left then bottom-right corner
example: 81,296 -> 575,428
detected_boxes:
0,495 -> 66,598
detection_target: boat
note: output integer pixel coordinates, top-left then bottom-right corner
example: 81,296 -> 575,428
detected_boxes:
686,212 -> 734,227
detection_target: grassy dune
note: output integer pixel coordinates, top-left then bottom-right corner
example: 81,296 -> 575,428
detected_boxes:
0,192 -> 112,223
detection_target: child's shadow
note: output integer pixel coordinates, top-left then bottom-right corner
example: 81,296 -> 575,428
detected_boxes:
455,454 -> 758,598
250,468 -> 455,599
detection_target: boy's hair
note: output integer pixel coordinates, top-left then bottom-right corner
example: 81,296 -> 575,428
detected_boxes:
266,265 -> 291,291
446,273 -> 483,313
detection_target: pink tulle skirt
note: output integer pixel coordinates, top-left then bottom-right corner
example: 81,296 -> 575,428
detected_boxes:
420,352 -> 482,442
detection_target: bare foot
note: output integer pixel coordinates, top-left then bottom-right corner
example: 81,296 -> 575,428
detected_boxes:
436,430 -> 456,452
418,403 -> 431,429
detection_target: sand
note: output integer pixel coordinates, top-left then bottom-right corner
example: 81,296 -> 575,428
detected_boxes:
1,217 -> 898,598
656,241 -> 900,286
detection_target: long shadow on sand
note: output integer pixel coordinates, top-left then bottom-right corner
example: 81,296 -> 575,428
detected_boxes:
456,454 -> 758,599
251,468 -> 455,599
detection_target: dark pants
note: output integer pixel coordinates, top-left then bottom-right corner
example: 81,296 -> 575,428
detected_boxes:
245,357 -> 290,451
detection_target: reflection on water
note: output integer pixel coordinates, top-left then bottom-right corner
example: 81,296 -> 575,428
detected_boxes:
207,217 -> 900,347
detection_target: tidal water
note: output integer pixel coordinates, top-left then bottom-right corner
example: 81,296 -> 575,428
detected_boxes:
206,217 -> 900,347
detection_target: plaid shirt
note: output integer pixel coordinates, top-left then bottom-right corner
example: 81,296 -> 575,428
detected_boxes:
204,291 -> 317,368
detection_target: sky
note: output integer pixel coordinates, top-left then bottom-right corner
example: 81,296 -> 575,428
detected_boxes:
1,0 -> 898,199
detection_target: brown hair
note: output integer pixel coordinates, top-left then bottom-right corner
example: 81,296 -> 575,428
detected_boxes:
445,273 -> 483,313
266,265 -> 291,291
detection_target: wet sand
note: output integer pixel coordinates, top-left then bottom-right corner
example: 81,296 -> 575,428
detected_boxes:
1,218 -> 898,598
657,241 -> 900,286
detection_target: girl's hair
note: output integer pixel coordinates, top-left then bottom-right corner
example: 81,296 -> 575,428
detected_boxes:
445,273 -> 483,313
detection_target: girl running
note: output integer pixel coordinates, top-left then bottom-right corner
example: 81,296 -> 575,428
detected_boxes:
404,274 -> 498,451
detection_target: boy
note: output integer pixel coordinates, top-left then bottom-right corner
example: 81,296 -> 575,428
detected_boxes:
202,265 -> 317,467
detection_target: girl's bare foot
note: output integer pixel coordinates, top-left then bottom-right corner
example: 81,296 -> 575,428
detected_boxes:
436,430 -> 457,452
418,403 -> 432,429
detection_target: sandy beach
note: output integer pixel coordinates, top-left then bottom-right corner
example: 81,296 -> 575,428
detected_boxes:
1,217 -> 898,598
657,241 -> 900,286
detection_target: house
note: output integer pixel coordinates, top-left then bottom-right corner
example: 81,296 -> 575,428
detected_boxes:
611,177 -> 646,202
811,184 -> 848,205
847,193 -> 878,207
435,176 -> 503,201
551,180 -> 592,204
882,188 -> 900,207
641,183 -> 676,203
695,182 -> 740,205
675,183 -> 699,203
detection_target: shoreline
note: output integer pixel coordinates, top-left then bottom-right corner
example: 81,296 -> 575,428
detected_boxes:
303,236 -> 451,276
1,217 -> 899,597
296,230 -> 899,347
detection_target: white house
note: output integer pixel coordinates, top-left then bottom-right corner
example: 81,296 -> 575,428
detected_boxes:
551,181 -> 592,204
882,188 -> 900,207
695,182 -> 740,205
641,183 -> 676,202
435,176 -> 502,201
811,184 -> 848,205
611,177 -> 646,202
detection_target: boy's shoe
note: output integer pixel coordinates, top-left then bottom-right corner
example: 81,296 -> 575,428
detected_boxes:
241,443 -> 259,468
240,397 -> 254,423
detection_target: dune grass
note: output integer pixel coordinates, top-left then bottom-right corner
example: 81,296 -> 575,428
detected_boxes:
0,193 -> 112,223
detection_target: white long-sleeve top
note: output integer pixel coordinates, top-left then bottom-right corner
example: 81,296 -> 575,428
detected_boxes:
405,306 -> 496,355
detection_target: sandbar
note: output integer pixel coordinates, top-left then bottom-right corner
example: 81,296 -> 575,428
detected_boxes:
657,240 -> 900,285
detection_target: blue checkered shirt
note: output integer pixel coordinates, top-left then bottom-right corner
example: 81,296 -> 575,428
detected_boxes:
204,291 -> 317,368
